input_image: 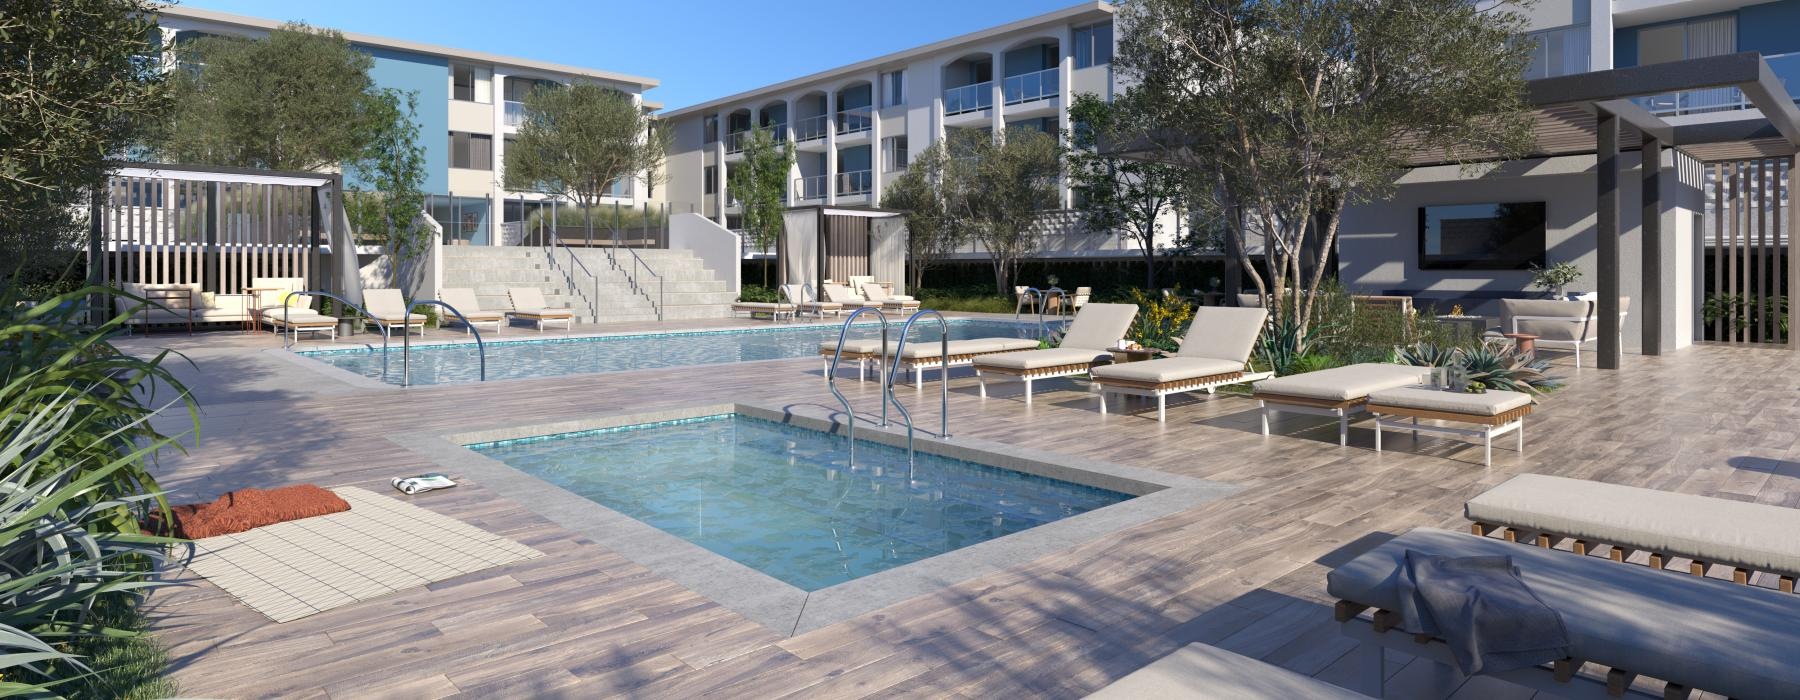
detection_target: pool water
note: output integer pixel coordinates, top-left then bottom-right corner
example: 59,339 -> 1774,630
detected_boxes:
300,319 -> 1043,385
469,414 -> 1132,591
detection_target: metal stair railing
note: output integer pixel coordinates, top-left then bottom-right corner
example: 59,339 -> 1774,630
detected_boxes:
608,227 -> 664,321
400,299 -> 488,387
886,309 -> 952,466
539,219 -> 601,322
825,307 -> 891,467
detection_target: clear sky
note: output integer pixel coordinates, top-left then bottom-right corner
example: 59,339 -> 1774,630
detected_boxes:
177,0 -> 1097,111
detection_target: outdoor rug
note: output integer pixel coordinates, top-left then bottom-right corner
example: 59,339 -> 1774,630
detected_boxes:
184,486 -> 543,622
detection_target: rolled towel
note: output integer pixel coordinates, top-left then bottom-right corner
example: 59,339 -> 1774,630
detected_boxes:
392,473 -> 457,495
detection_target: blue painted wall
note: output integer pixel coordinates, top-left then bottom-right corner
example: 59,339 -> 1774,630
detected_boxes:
350,45 -> 449,195
1615,0 -> 1800,68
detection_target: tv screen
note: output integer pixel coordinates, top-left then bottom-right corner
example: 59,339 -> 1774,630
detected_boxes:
1417,202 -> 1546,270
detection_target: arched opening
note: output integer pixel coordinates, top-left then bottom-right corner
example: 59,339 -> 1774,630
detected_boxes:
1002,38 -> 1060,105
836,80 -> 873,135
942,55 -> 994,116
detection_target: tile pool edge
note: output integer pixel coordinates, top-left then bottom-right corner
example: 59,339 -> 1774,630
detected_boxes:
390,402 -> 1238,636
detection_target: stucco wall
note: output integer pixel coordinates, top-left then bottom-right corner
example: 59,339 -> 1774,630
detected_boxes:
357,46 -> 450,195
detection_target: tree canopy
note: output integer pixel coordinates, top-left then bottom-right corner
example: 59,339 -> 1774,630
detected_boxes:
1,0 -> 168,283
1067,93 -> 1189,289
155,23 -> 394,172
943,127 -> 1064,295
504,83 -> 669,230
727,125 -> 794,285
1114,0 -> 1535,328
880,140 -> 965,293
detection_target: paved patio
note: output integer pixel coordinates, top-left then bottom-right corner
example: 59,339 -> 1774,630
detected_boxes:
128,318 -> 1795,699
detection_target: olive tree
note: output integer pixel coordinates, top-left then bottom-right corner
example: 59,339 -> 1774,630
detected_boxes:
1067,93 -> 1189,289
879,140 -> 966,293
1114,0 -> 1536,329
727,125 -> 795,285
504,83 -> 670,243
943,127 -> 1063,295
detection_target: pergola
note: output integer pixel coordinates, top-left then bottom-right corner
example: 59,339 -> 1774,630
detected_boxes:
1109,52 -> 1800,369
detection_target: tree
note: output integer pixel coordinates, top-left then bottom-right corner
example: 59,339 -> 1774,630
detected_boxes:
0,0 -> 167,284
505,83 -> 670,245
1114,0 -> 1535,330
154,23 -> 393,172
881,141 -> 966,293
727,125 -> 794,286
1066,93 -> 1189,289
944,127 -> 1063,295
344,91 -> 431,293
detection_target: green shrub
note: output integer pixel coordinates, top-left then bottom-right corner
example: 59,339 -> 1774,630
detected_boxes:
409,303 -> 439,329
738,284 -> 781,303
1123,288 -> 1194,352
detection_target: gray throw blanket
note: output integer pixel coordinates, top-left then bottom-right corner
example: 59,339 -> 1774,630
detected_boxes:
1396,551 -> 1571,676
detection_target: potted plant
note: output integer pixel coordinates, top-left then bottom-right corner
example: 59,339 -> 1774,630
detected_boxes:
1529,261 -> 1583,299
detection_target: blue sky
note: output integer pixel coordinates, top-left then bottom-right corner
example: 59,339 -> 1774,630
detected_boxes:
179,0 -> 1096,111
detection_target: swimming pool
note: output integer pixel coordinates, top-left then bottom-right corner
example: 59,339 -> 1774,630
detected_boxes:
468,413 -> 1132,591
298,318 -> 1043,386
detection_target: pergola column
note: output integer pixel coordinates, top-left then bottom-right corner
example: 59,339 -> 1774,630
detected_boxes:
1597,108 -> 1622,369
1791,154 -> 1799,350
1641,137 -> 1662,355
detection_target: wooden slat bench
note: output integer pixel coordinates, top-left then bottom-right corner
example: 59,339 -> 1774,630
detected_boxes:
1467,473 -> 1800,594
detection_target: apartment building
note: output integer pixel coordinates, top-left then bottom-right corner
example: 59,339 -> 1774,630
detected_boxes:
660,2 -> 1139,259
155,7 -> 661,246
1335,0 -> 1800,353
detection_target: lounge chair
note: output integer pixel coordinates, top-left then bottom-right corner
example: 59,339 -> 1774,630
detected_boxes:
505,287 -> 574,332
1466,474 -> 1800,593
971,303 -> 1138,403
819,337 -> 1040,383
260,292 -> 339,342
730,299 -> 796,322
781,284 -> 842,319
1252,363 -> 1434,446
858,283 -> 921,312
362,289 -> 427,339
1329,527 -> 1800,700
1495,297 -> 1630,367
1089,306 -> 1270,422
1087,642 -> 1367,699
437,288 -> 505,335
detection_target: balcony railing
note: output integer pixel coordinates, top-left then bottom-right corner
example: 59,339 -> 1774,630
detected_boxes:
795,114 -> 829,142
504,100 -> 526,127
1637,52 -> 1800,117
796,174 -> 827,200
944,81 -> 993,116
1003,67 -> 1060,106
761,123 -> 787,142
837,170 -> 872,196
725,130 -> 749,154
837,106 -> 873,135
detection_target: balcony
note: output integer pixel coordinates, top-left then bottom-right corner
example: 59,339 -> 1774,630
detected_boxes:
796,174 -> 827,200
760,123 -> 788,142
837,106 -> 873,135
1003,67 -> 1060,106
504,100 -> 526,127
837,170 -> 872,196
1637,52 -> 1800,117
725,130 -> 749,154
944,81 -> 993,116
794,114 -> 829,142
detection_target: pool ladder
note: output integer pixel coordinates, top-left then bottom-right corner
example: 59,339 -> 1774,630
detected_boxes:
282,290 -> 488,386
825,308 -> 951,467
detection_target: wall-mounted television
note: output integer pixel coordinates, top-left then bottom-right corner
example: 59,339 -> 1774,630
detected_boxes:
1417,202 -> 1546,270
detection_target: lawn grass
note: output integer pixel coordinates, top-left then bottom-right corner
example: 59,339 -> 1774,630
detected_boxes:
916,293 -> 1015,314
64,596 -> 178,700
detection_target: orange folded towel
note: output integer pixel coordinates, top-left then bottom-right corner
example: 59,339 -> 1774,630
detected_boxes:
155,485 -> 350,539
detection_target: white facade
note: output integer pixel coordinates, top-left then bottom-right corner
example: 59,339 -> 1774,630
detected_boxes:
660,2 -> 1154,259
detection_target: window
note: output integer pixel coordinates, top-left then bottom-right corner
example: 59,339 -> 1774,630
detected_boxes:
451,63 -> 492,103
882,136 -> 908,171
1074,22 -> 1113,68
880,71 -> 905,107
449,131 -> 492,170
704,165 -> 717,195
704,115 -> 719,143
1521,25 -> 1590,79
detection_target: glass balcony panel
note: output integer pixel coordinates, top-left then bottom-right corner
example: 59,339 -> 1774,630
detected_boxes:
795,175 -> 827,200
943,81 -> 994,116
837,106 -> 873,134
1002,67 -> 1060,105
504,101 -> 526,127
794,114 -> 829,142
836,170 -> 872,196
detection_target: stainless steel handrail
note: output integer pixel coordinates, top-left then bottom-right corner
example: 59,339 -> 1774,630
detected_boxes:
541,220 -> 600,322
609,221 -> 664,321
886,309 -> 951,466
401,299 -> 487,387
280,290 -> 390,377
1019,286 -> 1067,339
826,307 -> 891,467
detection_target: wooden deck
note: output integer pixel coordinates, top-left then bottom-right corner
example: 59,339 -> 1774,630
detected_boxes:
127,321 -> 1800,699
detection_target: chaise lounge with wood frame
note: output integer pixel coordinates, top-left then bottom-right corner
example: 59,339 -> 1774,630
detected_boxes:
505,287 -> 575,332
1089,306 -> 1271,422
1252,363 -> 1435,446
819,337 -> 1041,383
971,303 -> 1138,403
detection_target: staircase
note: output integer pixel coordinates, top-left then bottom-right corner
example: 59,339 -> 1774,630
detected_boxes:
439,245 -> 735,324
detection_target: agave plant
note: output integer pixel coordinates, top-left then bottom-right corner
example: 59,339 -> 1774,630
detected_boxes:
1393,341 -> 1460,368
1394,338 -> 1561,395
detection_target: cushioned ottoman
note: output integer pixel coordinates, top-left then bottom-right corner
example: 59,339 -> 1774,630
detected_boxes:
1365,386 -> 1532,466
1252,364 -> 1435,445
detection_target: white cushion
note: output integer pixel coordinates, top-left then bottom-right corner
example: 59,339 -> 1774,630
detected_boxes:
973,347 -> 1107,370
1177,306 -> 1266,363
1367,386 -> 1531,416
508,308 -> 572,318
1092,357 -> 1242,384
1466,474 -> 1800,577
1086,643 -> 1365,700
1327,528 -> 1800,700
1255,363 -> 1433,401
1060,303 -> 1139,350
733,302 -> 795,311
898,338 -> 1037,360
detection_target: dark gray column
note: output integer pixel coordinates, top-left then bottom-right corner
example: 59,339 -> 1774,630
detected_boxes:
1597,109 -> 1621,369
1641,138 -> 1662,355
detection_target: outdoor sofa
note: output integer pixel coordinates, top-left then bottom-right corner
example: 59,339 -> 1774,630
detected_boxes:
1494,297 -> 1630,367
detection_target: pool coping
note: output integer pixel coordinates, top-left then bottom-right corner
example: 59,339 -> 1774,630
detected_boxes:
391,400 -> 1238,636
